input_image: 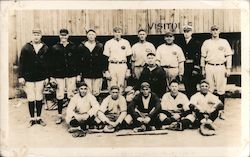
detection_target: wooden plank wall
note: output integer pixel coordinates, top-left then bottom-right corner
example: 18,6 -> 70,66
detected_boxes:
8,9 -> 241,98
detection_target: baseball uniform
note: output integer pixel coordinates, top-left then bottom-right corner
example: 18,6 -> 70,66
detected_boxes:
65,92 -> 99,127
19,39 -> 49,126
160,92 -> 195,129
97,95 -> 127,127
201,38 -> 233,95
131,41 -> 156,79
190,91 -> 223,122
103,38 -> 132,90
156,43 -> 185,90
77,40 -> 106,96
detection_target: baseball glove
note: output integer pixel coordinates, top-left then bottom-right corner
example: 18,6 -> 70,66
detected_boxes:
199,122 -> 216,136
103,125 -> 115,133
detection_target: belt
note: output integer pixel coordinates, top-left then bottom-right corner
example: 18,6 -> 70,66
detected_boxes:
207,63 -> 225,66
162,65 -> 177,68
185,59 -> 194,63
110,61 -> 126,64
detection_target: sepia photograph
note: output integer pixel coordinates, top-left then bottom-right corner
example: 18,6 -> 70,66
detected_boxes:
0,1 -> 249,157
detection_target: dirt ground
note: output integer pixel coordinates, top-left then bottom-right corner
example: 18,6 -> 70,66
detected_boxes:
7,98 -> 241,148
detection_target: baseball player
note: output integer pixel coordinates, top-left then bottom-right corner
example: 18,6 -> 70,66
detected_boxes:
65,82 -> 99,137
18,28 -> 49,127
156,32 -> 186,91
50,28 -> 80,124
131,29 -> 156,79
201,25 -> 233,120
97,86 -> 127,132
160,79 -> 195,131
138,52 -> 167,98
124,86 -> 136,104
179,25 -> 201,98
190,80 -> 224,135
77,29 -> 106,98
126,82 -> 161,132
103,27 -> 132,93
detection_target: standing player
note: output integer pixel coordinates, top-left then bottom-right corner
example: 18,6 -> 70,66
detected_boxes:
18,28 -> 49,127
156,32 -> 186,91
77,29 -> 106,98
50,28 -> 80,124
131,29 -> 156,79
179,25 -> 201,98
103,27 -> 132,93
201,25 -> 233,119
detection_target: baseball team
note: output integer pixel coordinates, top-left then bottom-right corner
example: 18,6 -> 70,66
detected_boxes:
18,24 -> 233,137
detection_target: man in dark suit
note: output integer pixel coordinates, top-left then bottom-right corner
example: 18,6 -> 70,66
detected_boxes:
178,25 -> 201,98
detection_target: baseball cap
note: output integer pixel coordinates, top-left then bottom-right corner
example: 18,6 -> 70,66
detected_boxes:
76,81 -> 88,88
113,26 -> 123,32
200,79 -> 209,85
32,28 -> 42,34
110,85 -> 120,91
165,31 -> 174,37
124,86 -> 135,95
86,29 -> 96,34
183,25 -> 192,31
59,28 -> 69,35
210,25 -> 219,30
141,82 -> 150,89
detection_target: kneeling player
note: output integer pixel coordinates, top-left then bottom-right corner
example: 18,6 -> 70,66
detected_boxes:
190,80 -> 224,136
125,82 -> 161,132
65,82 -> 99,137
160,80 -> 195,131
97,86 -> 127,132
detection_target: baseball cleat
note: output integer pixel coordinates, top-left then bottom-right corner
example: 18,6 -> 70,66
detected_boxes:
36,119 -> 46,126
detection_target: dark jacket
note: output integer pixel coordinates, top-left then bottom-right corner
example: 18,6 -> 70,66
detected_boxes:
128,92 -> 161,120
77,41 -> 107,78
178,37 -> 201,68
49,41 -> 80,78
138,65 -> 167,98
19,42 -> 49,82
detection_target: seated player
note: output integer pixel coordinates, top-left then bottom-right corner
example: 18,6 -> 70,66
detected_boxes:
97,86 -> 127,132
126,82 -> 161,132
190,79 -> 224,135
160,79 -> 195,131
65,82 -> 99,138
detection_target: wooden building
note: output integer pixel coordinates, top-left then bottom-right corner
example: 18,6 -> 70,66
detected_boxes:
8,9 -> 241,98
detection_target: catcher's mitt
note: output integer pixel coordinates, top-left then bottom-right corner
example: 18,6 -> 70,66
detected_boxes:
103,125 -> 115,133
199,123 -> 216,136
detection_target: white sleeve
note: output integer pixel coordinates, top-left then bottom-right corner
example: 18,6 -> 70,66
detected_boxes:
103,40 -> 110,57
65,96 -> 77,124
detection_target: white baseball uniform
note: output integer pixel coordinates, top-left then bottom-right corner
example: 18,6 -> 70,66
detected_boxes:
190,92 -> 222,113
156,44 -> 185,88
201,38 -> 233,94
65,92 -> 99,124
103,38 -> 132,90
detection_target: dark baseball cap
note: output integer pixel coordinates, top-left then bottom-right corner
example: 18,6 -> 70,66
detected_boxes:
210,25 -> 219,30
165,31 -> 174,37
200,79 -> 209,85
59,28 -> 69,35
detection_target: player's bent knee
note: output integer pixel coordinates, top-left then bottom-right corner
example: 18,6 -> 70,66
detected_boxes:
159,113 -> 168,122
124,115 -> 133,124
